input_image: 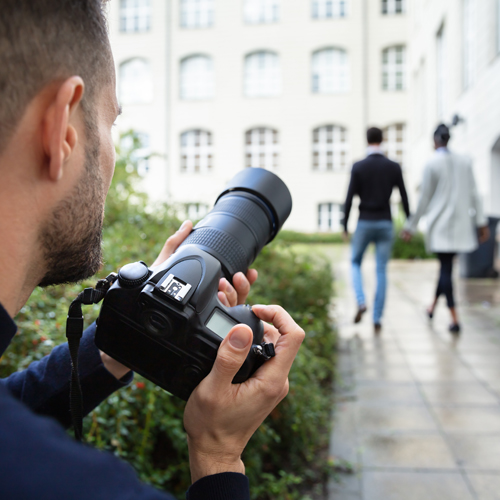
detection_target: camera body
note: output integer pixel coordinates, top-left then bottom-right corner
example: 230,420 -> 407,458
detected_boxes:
95,246 -> 267,400
95,168 -> 292,401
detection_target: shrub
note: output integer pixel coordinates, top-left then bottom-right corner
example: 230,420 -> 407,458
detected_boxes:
1,132 -> 336,499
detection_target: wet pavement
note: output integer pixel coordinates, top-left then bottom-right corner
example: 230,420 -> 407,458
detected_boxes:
321,245 -> 500,500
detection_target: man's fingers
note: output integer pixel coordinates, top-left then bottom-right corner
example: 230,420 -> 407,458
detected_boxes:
219,278 -> 238,307
151,220 -> 193,268
246,269 -> 258,286
208,325 -> 253,387
262,321 -> 280,345
251,305 -> 305,382
218,291 -> 230,307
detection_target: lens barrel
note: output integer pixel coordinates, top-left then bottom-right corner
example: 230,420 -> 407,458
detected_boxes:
180,168 -> 292,280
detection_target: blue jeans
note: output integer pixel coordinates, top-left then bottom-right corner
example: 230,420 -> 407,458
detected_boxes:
351,220 -> 394,324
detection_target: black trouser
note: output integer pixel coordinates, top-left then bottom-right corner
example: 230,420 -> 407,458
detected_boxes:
436,253 -> 456,308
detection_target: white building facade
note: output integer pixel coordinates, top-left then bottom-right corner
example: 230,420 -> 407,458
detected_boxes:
407,0 -> 500,223
108,0 -> 410,232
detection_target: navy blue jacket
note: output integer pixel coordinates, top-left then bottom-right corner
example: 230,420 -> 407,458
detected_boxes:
0,302 -> 249,499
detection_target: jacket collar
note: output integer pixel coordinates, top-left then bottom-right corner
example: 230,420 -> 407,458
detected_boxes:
0,301 -> 17,357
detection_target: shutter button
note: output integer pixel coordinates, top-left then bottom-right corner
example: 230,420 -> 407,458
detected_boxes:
118,261 -> 150,288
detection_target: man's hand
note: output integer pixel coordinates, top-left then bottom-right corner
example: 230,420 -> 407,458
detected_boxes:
400,229 -> 412,242
184,305 -> 305,483
342,231 -> 350,242
478,225 -> 490,244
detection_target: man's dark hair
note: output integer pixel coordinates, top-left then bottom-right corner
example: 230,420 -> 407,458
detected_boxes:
367,127 -> 383,145
0,0 -> 112,153
434,123 -> 450,146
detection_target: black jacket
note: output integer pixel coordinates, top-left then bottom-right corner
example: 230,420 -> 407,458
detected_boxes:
343,153 -> 410,231
0,302 -> 249,500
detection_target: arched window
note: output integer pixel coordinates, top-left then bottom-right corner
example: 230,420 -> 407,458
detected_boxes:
180,55 -> 214,100
120,131 -> 151,175
180,0 -> 214,28
244,51 -> 281,97
312,48 -> 349,93
120,0 -> 151,32
381,0 -> 405,14
382,124 -> 406,168
312,125 -> 348,171
119,58 -> 153,104
180,130 -> 213,173
245,128 -> 279,169
312,0 -> 347,19
244,0 -> 280,24
382,45 -> 406,90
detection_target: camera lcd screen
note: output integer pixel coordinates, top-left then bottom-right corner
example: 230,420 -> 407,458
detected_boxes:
206,309 -> 237,339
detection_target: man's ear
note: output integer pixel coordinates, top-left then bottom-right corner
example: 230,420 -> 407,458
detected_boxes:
43,76 -> 85,181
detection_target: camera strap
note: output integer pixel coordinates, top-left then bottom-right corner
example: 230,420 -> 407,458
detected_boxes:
65,274 -> 117,441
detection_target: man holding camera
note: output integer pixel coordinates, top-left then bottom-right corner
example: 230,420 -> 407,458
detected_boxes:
0,1 -> 305,499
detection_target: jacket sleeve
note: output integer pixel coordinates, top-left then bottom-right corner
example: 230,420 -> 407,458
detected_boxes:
404,163 -> 436,234
343,166 -> 358,232
396,165 -> 411,219
1,322 -> 133,428
468,161 -> 488,227
0,385 -> 249,500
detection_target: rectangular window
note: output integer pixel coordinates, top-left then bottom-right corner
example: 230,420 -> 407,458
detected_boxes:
318,203 -> 345,232
120,0 -> 151,32
312,0 -> 347,19
382,124 -> 406,168
382,0 -> 405,15
382,46 -> 406,91
180,0 -> 214,28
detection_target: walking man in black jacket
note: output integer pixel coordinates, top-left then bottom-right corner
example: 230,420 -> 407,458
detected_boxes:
343,127 -> 410,333
0,1 -> 304,499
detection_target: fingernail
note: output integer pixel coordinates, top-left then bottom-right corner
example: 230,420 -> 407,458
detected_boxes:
229,327 -> 251,349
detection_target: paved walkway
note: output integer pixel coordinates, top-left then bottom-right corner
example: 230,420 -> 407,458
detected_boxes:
322,246 -> 500,500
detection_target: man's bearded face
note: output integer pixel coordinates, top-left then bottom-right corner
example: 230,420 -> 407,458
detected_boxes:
38,128 -> 106,287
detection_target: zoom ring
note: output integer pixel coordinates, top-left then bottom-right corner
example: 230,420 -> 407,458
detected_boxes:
180,227 -> 249,275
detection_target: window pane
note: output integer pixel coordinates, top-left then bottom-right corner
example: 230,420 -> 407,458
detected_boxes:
381,0 -> 405,15
180,130 -> 213,173
318,203 -> 344,232
382,46 -> 406,91
312,0 -> 348,19
244,51 -> 281,97
244,0 -> 280,24
120,0 -> 151,32
312,125 -> 349,171
312,48 -> 350,93
245,127 -> 279,170
180,0 -> 214,28
382,123 -> 406,167
180,55 -> 214,100
119,58 -> 153,104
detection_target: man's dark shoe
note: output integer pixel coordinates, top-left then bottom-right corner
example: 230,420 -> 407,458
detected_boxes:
354,305 -> 367,324
374,323 -> 382,334
449,323 -> 460,334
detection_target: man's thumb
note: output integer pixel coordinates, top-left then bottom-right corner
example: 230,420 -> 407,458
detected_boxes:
211,325 -> 253,385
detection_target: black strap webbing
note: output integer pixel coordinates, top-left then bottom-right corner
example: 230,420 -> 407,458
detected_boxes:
65,276 -> 116,441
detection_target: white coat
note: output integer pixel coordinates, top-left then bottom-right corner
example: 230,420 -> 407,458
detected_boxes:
404,149 -> 487,253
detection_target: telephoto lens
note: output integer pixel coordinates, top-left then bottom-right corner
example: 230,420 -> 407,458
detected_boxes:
180,167 -> 292,280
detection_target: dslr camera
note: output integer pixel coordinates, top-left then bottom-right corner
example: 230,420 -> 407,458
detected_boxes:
95,168 -> 292,400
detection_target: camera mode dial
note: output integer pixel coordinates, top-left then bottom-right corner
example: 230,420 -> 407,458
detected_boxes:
118,261 -> 150,288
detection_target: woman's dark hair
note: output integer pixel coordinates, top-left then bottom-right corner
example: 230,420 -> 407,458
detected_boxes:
434,124 -> 451,146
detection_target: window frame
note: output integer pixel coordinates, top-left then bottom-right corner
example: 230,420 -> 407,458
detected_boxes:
119,57 -> 154,105
317,202 -> 345,232
180,130 -> 213,174
244,51 -> 282,97
119,0 -> 151,33
382,45 -> 406,91
311,47 -> 350,94
243,0 -> 280,24
179,54 -> 215,100
180,0 -> 214,28
312,0 -> 348,19
312,125 -> 349,172
381,0 -> 405,15
245,127 -> 279,170
382,123 -> 406,168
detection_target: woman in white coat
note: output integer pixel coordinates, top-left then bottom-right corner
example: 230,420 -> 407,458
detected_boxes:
402,124 -> 489,333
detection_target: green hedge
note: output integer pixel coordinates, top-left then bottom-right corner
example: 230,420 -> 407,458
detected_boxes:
0,133 -> 336,500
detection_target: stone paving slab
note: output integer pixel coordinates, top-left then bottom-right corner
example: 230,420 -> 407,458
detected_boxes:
320,245 -> 500,500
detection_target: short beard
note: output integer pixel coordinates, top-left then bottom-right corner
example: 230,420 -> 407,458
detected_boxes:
38,122 -> 105,287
